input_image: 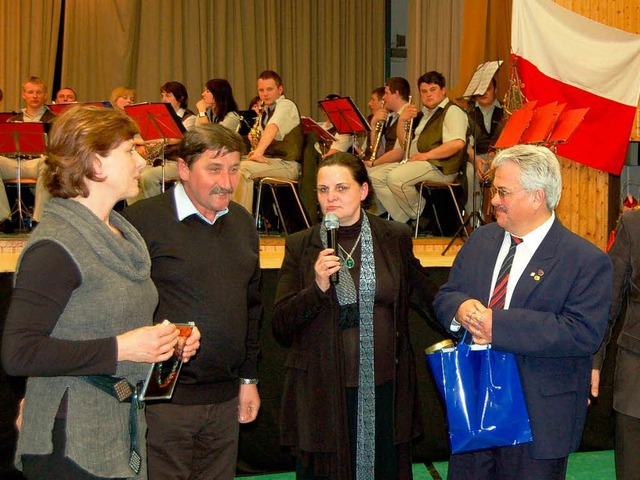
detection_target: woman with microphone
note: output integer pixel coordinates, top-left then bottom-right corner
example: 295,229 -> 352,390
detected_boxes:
273,152 -> 438,479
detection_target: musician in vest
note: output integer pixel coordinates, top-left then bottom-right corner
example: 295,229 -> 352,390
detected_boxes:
364,78 -> 412,216
365,77 -> 411,167
357,86 -> 386,160
465,77 -> 504,217
371,71 -> 468,223
0,76 -> 57,228
233,70 -> 304,213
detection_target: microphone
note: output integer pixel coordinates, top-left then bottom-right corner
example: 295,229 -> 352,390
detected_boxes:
324,212 -> 340,285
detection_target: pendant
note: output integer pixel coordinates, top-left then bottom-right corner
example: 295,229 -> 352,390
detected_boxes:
345,257 -> 355,269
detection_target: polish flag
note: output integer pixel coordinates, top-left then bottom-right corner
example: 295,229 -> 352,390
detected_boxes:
511,0 -> 640,175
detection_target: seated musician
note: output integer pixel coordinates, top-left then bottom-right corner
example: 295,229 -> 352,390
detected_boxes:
465,77 -> 504,219
365,77 -> 412,216
370,71 -> 468,227
54,87 -> 77,104
356,86 -> 386,160
128,81 -> 197,204
233,70 -> 304,214
0,77 -> 57,230
195,78 -> 241,132
110,86 -> 135,110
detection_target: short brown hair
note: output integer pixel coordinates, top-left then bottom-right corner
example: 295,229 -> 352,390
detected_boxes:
179,123 -> 245,168
258,70 -> 283,87
44,106 -> 139,198
372,87 -> 385,100
386,77 -> 410,101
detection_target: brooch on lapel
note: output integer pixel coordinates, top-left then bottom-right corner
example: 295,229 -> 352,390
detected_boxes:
529,269 -> 544,281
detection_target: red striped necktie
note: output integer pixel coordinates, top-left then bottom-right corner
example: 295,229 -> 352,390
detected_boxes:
489,235 -> 523,310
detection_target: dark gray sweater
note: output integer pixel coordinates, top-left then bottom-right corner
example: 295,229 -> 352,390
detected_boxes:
123,190 -> 262,405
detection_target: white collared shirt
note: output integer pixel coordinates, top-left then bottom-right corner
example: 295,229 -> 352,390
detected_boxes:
173,182 -> 228,225
450,212 -> 555,332
489,212 -> 556,308
21,106 -> 47,122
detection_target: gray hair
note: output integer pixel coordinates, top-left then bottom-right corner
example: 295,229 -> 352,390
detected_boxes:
492,144 -> 562,211
178,123 -> 245,168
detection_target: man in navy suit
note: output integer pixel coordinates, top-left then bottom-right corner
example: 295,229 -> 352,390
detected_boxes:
434,144 -> 612,480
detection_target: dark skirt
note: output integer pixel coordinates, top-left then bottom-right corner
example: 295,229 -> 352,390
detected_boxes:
296,380 -> 413,480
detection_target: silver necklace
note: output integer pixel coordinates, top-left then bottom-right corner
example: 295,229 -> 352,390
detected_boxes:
338,232 -> 362,269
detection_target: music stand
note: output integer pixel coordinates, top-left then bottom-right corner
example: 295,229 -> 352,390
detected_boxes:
493,101 -> 537,149
301,116 -> 336,156
520,102 -> 564,144
125,103 -> 185,191
457,60 -> 503,101
47,101 -> 112,116
548,107 -> 589,146
318,97 -> 370,162
0,122 -> 47,230
0,112 -> 15,123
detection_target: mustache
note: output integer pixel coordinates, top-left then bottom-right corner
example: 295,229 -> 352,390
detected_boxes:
209,186 -> 234,195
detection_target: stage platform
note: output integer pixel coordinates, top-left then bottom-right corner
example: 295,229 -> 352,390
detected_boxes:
0,234 -> 463,273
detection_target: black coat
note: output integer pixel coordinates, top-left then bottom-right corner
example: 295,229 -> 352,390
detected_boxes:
594,210 -> 640,418
272,213 -> 438,479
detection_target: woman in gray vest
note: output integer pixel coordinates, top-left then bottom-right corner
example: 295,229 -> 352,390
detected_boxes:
2,106 -> 200,479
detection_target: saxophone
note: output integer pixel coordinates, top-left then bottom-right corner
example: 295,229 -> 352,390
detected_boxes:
367,100 -> 386,162
249,101 -> 265,154
401,95 -> 413,164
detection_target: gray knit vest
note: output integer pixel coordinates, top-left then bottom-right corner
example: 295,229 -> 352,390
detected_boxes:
15,198 -> 157,479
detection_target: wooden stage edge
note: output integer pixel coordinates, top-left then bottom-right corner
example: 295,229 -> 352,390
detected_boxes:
257,236 -> 462,269
0,235 -> 462,273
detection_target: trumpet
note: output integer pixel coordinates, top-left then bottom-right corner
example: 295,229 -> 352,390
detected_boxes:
401,95 -> 413,164
367,100 -> 386,162
249,100 -> 265,154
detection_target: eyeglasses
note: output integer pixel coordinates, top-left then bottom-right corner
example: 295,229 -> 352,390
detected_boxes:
490,186 -> 526,199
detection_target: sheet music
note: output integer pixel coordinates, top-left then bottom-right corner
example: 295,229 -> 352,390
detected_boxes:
461,60 -> 504,98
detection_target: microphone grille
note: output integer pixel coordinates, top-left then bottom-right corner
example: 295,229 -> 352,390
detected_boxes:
324,212 -> 340,229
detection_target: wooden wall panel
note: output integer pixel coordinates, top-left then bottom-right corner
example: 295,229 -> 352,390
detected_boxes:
549,0 -> 640,250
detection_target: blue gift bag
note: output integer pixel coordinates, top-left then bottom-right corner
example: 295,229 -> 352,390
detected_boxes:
426,339 -> 533,454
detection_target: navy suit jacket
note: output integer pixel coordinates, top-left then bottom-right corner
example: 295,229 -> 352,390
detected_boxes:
434,218 -> 612,459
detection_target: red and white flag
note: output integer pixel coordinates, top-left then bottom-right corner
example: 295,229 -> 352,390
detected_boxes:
512,0 -> 640,175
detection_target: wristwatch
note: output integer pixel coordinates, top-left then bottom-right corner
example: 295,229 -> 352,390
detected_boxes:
240,378 -> 259,385
198,111 -> 206,117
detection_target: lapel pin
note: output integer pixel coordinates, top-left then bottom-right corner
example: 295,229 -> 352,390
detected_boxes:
529,269 -> 544,281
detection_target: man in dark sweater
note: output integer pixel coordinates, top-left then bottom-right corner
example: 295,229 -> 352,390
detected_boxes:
124,124 -> 262,480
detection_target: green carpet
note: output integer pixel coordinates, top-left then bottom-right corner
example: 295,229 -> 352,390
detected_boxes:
236,450 -> 615,479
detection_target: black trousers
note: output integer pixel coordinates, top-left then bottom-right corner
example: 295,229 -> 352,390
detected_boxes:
447,443 -> 568,480
615,411 -> 640,480
145,396 -> 239,480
